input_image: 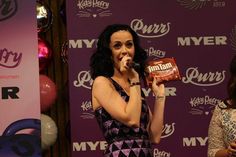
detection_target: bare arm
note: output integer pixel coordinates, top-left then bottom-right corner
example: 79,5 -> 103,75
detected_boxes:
92,76 -> 142,127
148,77 -> 166,143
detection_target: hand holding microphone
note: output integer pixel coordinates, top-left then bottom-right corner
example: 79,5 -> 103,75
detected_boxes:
119,55 -> 140,81
120,55 -> 139,72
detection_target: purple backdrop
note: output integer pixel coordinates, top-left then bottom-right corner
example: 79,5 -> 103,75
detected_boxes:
67,1 -> 236,156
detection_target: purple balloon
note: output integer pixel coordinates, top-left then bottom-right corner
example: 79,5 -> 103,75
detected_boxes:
38,37 -> 52,72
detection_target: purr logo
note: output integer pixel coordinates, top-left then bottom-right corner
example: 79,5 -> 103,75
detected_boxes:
0,0 -> 17,21
182,67 -> 226,86
130,19 -> 170,38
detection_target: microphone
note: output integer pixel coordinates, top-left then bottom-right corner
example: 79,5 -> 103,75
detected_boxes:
127,61 -> 140,69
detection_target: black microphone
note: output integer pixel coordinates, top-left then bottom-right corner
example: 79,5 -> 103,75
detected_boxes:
127,61 -> 140,69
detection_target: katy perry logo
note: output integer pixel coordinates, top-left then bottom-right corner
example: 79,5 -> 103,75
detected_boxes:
77,0 -> 111,18
0,48 -> 22,68
0,0 -> 17,21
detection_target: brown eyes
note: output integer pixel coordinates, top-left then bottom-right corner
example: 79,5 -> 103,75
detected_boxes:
112,42 -> 134,49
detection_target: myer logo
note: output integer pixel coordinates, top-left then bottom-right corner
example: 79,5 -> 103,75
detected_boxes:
69,39 -> 97,48
183,137 -> 208,147
177,36 -> 227,46
73,141 -> 107,151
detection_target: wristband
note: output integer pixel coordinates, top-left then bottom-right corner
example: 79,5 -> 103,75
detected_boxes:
155,95 -> 165,100
130,82 -> 140,87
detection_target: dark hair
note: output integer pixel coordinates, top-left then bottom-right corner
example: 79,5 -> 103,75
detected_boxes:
226,56 -> 236,108
90,24 -> 147,81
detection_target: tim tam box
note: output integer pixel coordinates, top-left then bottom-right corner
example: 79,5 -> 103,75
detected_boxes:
145,57 -> 181,86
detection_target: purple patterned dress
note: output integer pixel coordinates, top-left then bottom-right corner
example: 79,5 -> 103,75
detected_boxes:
94,78 -> 153,157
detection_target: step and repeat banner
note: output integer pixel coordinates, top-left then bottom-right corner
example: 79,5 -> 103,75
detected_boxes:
67,1 -> 236,157
0,1 -> 41,157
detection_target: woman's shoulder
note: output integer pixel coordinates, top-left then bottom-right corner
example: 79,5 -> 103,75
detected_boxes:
92,76 -> 112,88
93,76 -> 110,84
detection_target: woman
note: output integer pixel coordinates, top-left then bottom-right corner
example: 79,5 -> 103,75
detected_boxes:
90,24 -> 166,157
208,56 -> 236,157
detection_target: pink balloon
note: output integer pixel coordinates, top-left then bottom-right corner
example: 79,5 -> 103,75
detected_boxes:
38,37 -> 52,72
40,75 -> 57,112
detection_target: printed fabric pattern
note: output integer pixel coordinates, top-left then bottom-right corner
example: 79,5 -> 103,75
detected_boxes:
94,78 -> 153,157
208,101 -> 236,157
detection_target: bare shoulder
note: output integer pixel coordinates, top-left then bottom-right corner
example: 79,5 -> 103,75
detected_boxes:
92,76 -> 114,94
93,76 -> 111,88
92,76 -> 112,110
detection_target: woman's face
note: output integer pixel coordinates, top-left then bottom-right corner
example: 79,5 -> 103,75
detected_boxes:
109,30 -> 135,69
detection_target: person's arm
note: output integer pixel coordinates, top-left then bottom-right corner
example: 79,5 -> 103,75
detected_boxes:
208,106 -> 227,157
92,76 -> 142,127
148,77 -> 166,143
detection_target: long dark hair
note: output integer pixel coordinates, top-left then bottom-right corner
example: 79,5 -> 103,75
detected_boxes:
226,55 -> 236,109
90,24 -> 147,81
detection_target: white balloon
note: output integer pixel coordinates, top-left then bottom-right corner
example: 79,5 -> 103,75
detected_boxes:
41,114 -> 58,150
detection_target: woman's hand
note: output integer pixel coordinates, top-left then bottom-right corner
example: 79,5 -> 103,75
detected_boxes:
120,55 -> 139,81
119,55 -> 131,72
152,77 -> 165,97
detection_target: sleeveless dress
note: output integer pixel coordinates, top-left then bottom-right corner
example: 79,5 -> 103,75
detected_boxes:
94,78 -> 153,157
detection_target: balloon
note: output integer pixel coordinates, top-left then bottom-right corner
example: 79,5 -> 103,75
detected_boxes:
40,75 -> 57,112
41,114 -> 58,150
36,0 -> 53,33
38,37 -> 52,72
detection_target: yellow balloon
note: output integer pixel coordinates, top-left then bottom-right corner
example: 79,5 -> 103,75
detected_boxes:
41,114 -> 58,150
